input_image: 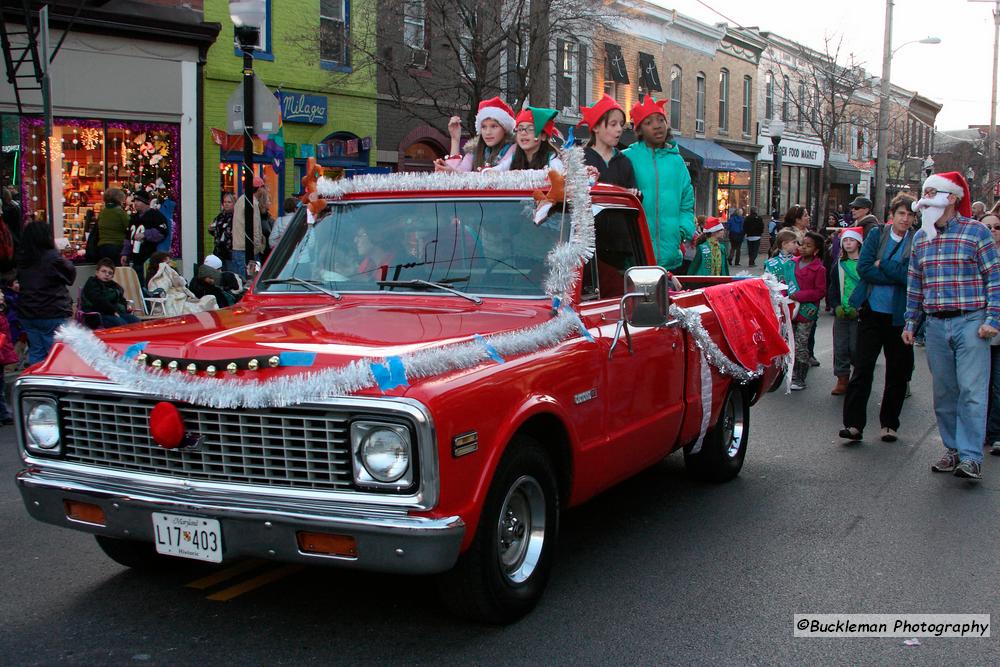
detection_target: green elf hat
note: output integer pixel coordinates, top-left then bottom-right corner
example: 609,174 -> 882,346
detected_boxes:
515,106 -> 560,138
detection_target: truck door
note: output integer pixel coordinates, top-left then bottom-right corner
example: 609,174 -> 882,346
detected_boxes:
579,208 -> 686,480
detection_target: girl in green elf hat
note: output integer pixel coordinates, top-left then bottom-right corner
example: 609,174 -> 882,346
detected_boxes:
508,107 -> 566,172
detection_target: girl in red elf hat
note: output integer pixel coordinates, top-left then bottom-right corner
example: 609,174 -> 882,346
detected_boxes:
508,107 -> 565,172
579,94 -> 637,190
434,97 -> 516,173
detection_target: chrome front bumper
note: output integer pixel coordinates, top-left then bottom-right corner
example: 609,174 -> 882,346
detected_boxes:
17,467 -> 465,575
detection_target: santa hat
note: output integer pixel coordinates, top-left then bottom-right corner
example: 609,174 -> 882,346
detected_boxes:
922,171 -> 972,218
515,106 -> 559,138
475,96 -> 516,135
840,227 -> 864,245
630,97 -> 668,128
704,217 -> 725,234
578,94 -> 624,129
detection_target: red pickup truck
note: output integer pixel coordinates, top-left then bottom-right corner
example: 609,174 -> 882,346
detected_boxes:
15,169 -> 785,624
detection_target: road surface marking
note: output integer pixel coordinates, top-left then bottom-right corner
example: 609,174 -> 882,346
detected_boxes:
206,564 -> 305,601
185,559 -> 268,590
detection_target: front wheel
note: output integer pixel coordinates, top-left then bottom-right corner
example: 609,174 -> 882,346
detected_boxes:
684,386 -> 749,483
436,437 -> 560,624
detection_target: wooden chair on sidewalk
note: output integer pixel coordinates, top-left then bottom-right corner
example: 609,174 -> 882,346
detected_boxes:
113,266 -> 166,318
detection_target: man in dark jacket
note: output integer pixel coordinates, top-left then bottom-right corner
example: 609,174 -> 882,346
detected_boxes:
848,196 -> 880,236
121,191 -> 169,285
82,259 -> 139,328
743,208 -> 764,266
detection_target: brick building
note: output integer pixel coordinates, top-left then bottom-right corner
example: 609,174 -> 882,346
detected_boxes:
592,4 -> 765,218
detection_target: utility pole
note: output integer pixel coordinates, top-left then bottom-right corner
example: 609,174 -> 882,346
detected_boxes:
971,0 -> 1000,202
874,0 -> 893,222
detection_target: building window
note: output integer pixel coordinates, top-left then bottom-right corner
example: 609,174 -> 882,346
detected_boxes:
782,75 -> 789,122
556,39 -> 579,111
320,0 -> 350,68
797,80 -> 806,130
765,71 -> 773,121
742,75 -> 752,136
670,66 -> 682,130
403,0 -> 425,50
718,68 -> 729,133
695,72 -> 706,134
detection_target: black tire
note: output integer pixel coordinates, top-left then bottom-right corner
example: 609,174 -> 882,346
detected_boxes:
684,385 -> 750,483
436,436 -> 560,624
95,535 -> 187,570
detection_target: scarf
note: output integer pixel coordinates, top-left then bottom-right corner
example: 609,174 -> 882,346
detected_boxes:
708,238 -> 723,276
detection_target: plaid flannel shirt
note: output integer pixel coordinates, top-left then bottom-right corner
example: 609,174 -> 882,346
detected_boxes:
904,215 -> 1000,331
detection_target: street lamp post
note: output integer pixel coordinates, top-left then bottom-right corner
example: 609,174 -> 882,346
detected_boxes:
770,120 -> 785,223
230,0 -> 266,263
874,0 -> 940,221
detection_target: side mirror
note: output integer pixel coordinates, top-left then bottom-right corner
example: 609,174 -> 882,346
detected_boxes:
622,266 -> 670,328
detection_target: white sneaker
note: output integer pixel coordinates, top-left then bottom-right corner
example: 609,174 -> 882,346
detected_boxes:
790,381 -> 806,391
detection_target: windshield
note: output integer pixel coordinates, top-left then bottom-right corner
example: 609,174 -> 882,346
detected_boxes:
259,199 -> 569,297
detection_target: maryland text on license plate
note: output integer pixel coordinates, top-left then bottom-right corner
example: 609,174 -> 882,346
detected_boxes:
152,512 -> 222,563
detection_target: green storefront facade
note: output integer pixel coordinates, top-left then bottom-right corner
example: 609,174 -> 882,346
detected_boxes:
201,0 -> 379,257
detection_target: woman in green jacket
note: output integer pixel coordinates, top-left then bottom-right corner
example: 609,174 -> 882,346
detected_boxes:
96,188 -> 129,263
623,97 -> 695,272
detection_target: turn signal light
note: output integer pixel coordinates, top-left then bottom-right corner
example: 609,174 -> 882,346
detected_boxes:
64,500 -> 106,526
296,531 -> 358,558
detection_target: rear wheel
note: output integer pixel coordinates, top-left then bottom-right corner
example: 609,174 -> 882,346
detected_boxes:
684,386 -> 749,482
437,436 -> 560,624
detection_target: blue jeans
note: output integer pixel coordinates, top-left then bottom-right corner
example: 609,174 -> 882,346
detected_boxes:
22,317 -> 69,366
987,346 -> 1000,444
924,311 -> 990,464
227,250 -> 248,280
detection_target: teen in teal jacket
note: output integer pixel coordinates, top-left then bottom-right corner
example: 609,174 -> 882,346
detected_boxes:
622,99 -> 695,271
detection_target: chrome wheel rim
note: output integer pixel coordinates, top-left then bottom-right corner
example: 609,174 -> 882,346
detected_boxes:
724,391 -> 746,458
496,475 -> 546,584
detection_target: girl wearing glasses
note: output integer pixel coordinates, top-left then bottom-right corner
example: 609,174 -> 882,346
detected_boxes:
508,107 -> 565,172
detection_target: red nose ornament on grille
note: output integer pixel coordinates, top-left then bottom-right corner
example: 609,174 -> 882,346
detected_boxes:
150,402 -> 185,449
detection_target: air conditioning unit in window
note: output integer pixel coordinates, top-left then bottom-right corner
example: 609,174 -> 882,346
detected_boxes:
695,119 -> 705,133
409,48 -> 429,69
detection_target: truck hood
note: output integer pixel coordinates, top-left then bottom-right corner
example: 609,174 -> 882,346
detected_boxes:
60,297 -> 554,374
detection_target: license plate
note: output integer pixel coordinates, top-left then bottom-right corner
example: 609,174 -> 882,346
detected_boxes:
152,512 -> 222,563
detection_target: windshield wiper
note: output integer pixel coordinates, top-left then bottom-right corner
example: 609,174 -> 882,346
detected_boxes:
376,278 -> 481,303
261,277 -> 342,300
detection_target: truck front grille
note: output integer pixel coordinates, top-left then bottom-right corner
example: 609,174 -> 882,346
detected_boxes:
59,395 -> 356,491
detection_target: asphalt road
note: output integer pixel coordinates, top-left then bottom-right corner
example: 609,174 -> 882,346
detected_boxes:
2,317 -> 999,666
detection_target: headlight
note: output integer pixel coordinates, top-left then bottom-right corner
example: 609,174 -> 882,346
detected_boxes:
351,421 -> 413,488
23,397 -> 61,454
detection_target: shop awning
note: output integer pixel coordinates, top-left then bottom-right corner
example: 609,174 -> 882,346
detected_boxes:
829,160 -> 863,184
674,137 -> 751,172
605,43 -> 630,84
638,52 -> 662,92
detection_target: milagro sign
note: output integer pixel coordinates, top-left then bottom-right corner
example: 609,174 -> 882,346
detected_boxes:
757,137 -> 825,168
275,92 -> 328,125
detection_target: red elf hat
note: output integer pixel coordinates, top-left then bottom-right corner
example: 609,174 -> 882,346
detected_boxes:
630,97 -> 668,128
578,94 -> 624,128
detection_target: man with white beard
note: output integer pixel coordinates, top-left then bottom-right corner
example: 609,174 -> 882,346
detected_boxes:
903,171 -> 1000,481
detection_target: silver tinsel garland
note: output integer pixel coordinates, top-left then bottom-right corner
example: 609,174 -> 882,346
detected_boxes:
315,168 -> 552,198
55,309 -> 586,409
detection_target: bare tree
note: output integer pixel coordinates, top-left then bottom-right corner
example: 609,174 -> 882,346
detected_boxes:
319,0 -> 623,131
776,36 -> 876,221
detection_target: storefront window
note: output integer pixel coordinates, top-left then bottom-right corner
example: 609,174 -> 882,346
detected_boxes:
716,171 -> 750,218
19,117 -> 180,262
218,162 -> 280,220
